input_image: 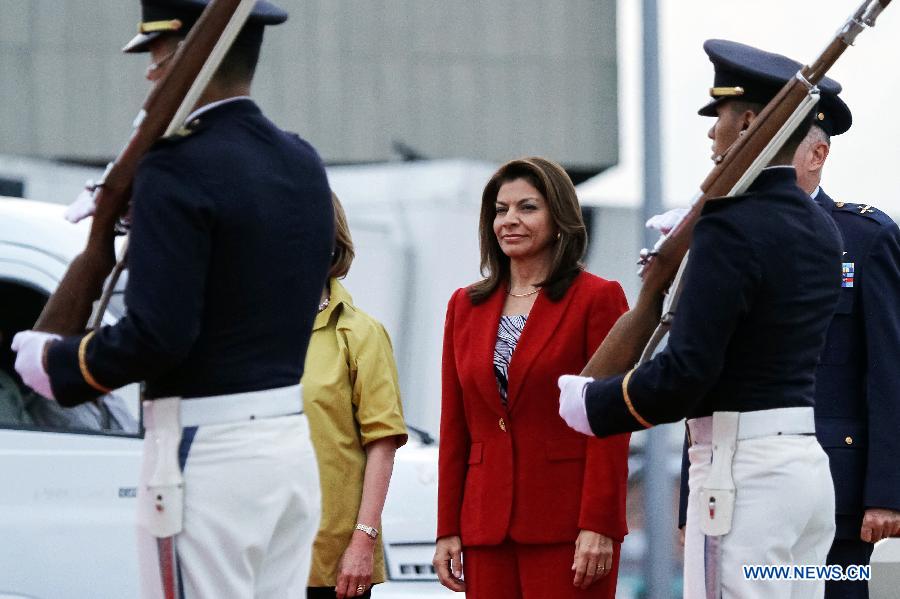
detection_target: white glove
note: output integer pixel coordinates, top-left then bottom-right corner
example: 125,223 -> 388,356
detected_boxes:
64,181 -> 98,224
11,331 -> 61,400
558,374 -> 595,436
645,207 -> 689,235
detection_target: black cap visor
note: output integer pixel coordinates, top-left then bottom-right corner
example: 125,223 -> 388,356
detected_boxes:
123,30 -> 166,53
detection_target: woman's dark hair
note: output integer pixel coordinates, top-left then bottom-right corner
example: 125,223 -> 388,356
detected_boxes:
468,157 -> 587,304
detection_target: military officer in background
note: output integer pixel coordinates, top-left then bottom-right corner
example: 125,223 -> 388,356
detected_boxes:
559,40 -> 844,598
11,1 -> 334,597
792,87 -> 900,598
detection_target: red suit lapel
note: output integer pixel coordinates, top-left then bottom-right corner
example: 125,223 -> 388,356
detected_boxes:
506,277 -> 578,411
464,286 -> 507,417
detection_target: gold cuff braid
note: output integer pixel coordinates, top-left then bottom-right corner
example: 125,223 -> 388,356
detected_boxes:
78,331 -> 113,394
622,369 -> 652,429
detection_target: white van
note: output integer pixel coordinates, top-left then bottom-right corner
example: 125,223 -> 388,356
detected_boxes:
0,197 -> 449,598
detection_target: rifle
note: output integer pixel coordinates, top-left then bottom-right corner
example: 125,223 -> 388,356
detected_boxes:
581,0 -> 893,380
34,0 -> 257,336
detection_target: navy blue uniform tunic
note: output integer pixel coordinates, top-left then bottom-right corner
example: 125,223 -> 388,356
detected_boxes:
585,167 -> 842,434
814,190 -> 900,539
47,99 -> 334,404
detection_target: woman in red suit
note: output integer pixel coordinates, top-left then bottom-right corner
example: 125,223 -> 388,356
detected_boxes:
433,157 -> 631,598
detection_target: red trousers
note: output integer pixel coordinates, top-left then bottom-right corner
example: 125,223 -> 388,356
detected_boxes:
462,539 -> 621,599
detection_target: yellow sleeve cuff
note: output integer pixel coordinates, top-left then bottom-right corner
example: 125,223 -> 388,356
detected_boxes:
78,331 -> 113,394
622,368 -> 652,429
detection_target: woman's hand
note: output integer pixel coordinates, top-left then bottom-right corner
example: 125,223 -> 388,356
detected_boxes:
572,529 -> 613,589
335,534 -> 375,598
340,437 -> 399,596
433,535 -> 466,592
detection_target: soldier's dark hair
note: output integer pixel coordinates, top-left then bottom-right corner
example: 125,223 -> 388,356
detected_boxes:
727,100 -> 815,165
468,157 -> 586,305
168,24 -> 263,85
214,24 -> 264,85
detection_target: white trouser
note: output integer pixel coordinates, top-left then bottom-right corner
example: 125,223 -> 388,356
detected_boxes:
683,429 -> 835,599
137,411 -> 321,599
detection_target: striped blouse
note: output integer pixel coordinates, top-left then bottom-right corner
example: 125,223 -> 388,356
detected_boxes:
493,314 -> 527,407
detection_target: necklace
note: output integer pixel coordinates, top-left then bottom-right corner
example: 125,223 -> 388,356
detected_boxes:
317,297 -> 330,313
507,287 -> 539,298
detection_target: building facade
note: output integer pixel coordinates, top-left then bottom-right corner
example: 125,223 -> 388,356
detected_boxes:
0,1 -> 618,171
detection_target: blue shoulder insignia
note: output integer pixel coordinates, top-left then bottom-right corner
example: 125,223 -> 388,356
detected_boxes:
836,202 -> 894,226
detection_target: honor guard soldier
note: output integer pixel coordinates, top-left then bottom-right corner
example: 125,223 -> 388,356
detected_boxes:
559,39 -> 844,599
666,41 -> 900,599
12,1 -> 334,598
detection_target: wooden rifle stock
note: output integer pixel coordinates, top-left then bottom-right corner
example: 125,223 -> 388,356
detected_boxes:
581,0 -> 893,379
34,0 -> 247,336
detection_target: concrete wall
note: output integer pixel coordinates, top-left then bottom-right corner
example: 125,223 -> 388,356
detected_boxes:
0,0 -> 618,170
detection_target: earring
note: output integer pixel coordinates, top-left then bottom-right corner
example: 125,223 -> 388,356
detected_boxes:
556,232 -> 562,241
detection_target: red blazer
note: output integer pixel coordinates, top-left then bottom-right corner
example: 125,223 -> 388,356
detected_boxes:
437,271 -> 631,546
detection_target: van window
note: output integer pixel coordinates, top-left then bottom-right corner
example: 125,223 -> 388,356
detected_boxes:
0,280 -> 139,436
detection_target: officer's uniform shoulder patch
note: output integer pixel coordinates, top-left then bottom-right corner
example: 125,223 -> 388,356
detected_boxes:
834,202 -> 894,227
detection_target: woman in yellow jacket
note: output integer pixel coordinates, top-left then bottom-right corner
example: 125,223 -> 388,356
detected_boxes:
303,194 -> 408,599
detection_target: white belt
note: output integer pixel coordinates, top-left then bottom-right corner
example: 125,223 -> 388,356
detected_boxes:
151,383 -> 304,428
687,406 -> 815,446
